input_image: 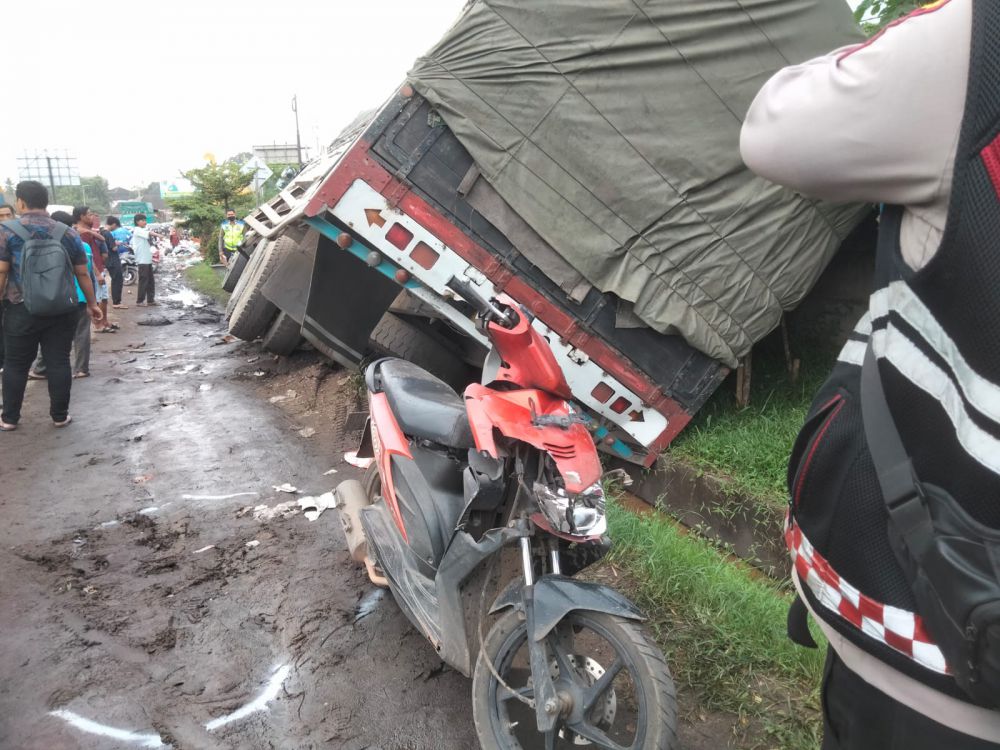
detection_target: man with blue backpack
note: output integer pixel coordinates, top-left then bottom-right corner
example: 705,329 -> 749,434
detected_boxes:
0,181 -> 102,431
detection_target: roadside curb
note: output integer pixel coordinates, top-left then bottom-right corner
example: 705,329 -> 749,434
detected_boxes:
615,456 -> 789,578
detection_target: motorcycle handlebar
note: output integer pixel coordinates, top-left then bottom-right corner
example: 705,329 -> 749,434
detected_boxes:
447,276 -> 517,329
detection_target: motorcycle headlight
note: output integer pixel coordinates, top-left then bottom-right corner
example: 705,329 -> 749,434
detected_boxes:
532,481 -> 607,537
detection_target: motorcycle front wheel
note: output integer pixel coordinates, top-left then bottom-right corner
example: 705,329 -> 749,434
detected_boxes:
123,267 -> 137,286
472,609 -> 677,750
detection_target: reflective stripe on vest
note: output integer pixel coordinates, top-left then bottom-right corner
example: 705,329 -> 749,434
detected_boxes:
785,519 -> 949,675
222,221 -> 243,251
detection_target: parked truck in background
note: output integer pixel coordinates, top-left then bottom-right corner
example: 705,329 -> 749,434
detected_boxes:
223,0 -> 869,468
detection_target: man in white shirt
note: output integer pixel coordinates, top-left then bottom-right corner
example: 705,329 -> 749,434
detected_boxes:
131,213 -> 157,306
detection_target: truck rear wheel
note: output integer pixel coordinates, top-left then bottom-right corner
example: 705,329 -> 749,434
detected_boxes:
367,312 -> 469,390
262,311 -> 303,356
226,239 -> 269,319
228,235 -> 299,341
222,246 -> 251,293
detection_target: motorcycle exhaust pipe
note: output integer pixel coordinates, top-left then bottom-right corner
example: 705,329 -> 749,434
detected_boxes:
333,480 -> 388,588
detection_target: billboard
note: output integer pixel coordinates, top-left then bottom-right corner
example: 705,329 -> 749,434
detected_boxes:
160,177 -> 195,200
16,150 -> 80,192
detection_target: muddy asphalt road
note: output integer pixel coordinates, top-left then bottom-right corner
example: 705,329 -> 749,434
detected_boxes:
0,270 -> 734,750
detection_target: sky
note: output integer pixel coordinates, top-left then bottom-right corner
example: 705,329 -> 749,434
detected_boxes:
1,0 -> 467,191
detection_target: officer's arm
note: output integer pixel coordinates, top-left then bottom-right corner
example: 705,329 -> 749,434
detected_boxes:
740,1 -> 970,205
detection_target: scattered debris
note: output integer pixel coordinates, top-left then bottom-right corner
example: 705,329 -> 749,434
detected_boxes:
121,357 -> 138,364
133,474 -> 154,484
268,389 -> 298,404
298,492 -> 337,521
245,501 -> 300,521
193,545 -> 216,554
213,335 -> 237,346
247,356 -> 260,364
603,467 -> 634,487
323,468 -> 338,476
95,519 -> 120,529
298,427 -> 316,438
245,540 -> 260,549
199,384 -> 213,392
344,451 -> 374,470
138,507 -> 159,516
137,316 -> 173,327
272,483 -> 299,494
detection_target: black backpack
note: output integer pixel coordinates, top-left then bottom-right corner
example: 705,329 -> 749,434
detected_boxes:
2,220 -> 78,317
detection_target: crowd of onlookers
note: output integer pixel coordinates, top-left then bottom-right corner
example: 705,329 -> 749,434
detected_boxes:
0,180 -> 160,431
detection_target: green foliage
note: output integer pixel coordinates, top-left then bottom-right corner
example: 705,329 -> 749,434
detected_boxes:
169,161 -> 255,264
669,336 -> 835,507
606,497 -> 826,747
183,262 -> 229,304
2,178 -> 14,206
55,175 -> 113,215
854,0 -> 927,32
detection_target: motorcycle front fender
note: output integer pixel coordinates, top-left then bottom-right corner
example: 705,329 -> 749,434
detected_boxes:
490,574 -> 644,641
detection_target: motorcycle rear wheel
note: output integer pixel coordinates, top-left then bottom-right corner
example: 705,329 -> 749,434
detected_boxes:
123,266 -> 137,286
472,609 -> 677,750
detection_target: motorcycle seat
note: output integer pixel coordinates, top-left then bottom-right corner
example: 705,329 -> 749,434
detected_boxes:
368,358 -> 475,450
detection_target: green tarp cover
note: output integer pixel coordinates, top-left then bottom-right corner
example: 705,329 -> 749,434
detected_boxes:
409,0 -> 867,366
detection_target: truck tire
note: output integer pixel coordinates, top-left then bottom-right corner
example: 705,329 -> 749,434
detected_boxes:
368,312 -> 468,389
221,247 -> 251,293
228,235 -> 298,341
262,312 -> 303,356
226,239 -> 269,319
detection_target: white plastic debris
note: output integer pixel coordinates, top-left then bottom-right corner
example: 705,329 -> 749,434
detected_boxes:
297,491 -> 337,522
323,468 -> 338,476
250,500 -> 300,521
298,427 -> 316,438
193,545 -> 215,554
272,483 -> 300,494
344,451 -> 374,470
245,540 -> 260,549
268,389 -> 297,404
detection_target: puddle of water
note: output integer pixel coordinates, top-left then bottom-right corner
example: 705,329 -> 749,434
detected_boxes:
205,664 -> 291,731
49,709 -> 167,748
162,288 -> 205,308
354,588 -> 385,622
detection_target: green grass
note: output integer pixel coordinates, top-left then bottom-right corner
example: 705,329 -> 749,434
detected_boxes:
183,262 -> 229,305
668,336 -> 837,507
606,496 -> 826,748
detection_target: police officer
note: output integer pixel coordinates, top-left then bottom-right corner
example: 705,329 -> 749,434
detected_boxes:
742,0 -> 1000,747
218,208 -> 245,267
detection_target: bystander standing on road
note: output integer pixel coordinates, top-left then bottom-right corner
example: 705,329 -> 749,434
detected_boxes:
132,213 -> 157,306
0,201 -> 13,373
96,214 -> 123,318
108,216 -> 131,309
218,209 -> 244,267
74,206 -> 116,334
0,182 -> 102,430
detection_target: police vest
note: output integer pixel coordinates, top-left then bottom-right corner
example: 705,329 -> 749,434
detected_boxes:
222,221 -> 244,252
787,0 -> 1000,703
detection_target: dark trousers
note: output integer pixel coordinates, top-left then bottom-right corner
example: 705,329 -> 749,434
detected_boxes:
1,301 -> 78,424
0,304 -> 5,370
107,252 -> 124,305
137,263 -> 155,303
821,648 -> 998,749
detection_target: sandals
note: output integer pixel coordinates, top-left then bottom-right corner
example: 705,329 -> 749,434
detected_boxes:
0,420 -> 17,432
27,371 -> 46,380
73,372 -> 90,379
53,416 -> 73,428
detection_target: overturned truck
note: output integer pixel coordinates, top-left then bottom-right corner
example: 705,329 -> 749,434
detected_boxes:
225,0 -> 868,467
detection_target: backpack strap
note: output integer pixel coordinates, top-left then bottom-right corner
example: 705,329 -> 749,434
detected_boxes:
860,345 -> 935,559
2,219 -> 30,241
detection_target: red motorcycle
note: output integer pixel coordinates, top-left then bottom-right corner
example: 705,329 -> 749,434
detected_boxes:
335,277 -> 677,749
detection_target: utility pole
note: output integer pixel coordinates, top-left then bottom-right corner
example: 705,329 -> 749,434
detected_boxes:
292,94 -> 303,169
46,156 -> 57,203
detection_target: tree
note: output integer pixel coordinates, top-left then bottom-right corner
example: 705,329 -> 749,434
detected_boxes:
168,161 -> 255,263
854,0 -> 926,32
53,175 -> 112,215
2,178 -> 13,206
